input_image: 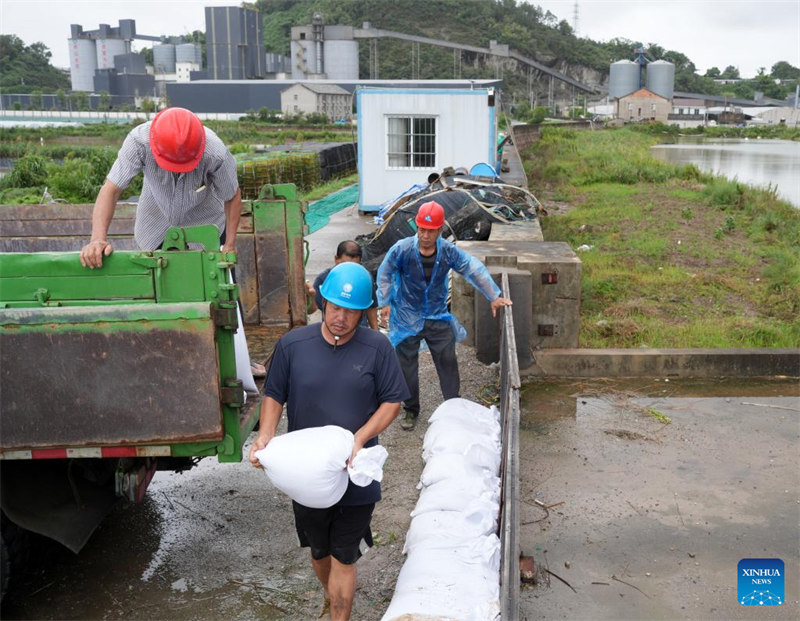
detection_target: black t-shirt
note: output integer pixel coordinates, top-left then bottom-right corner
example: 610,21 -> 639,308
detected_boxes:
264,324 -> 410,505
420,248 -> 437,282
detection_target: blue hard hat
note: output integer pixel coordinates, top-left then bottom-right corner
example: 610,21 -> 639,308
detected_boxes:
319,262 -> 373,310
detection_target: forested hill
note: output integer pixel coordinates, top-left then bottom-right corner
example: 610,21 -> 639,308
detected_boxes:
0,35 -> 70,94
256,0 -> 798,101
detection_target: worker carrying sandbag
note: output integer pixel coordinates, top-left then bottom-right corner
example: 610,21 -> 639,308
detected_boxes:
249,262 -> 409,620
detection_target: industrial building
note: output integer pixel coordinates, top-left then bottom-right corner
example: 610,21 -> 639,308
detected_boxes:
205,5 -> 265,80
152,42 -> 203,82
167,79 -> 502,115
290,14 -> 359,80
68,20 -> 158,97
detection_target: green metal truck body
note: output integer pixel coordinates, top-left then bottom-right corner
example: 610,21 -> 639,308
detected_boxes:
0,186 -> 308,589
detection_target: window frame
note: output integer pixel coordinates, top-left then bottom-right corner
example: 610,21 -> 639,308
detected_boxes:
385,114 -> 438,170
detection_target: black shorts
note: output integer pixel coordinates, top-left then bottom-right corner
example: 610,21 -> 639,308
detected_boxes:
292,501 -> 375,565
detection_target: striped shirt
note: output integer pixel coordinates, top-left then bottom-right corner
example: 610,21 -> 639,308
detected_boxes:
107,121 -> 239,250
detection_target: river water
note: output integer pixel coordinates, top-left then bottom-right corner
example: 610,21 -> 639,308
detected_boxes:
650,137 -> 800,207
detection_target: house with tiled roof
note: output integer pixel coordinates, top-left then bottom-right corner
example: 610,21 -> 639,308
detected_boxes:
615,88 -> 671,123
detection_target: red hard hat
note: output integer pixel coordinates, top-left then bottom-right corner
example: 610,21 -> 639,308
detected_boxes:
149,107 -> 206,173
415,201 -> 445,229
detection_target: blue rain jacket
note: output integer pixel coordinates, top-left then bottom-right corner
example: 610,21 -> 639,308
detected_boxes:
376,235 -> 502,347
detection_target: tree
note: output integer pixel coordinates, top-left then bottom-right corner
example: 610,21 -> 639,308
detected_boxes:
99,90 -> 111,110
70,91 -> 88,111
705,67 -> 721,78
770,61 -> 800,80
0,35 -> 69,93
721,65 -> 740,79
56,89 -> 67,110
140,97 -> 156,113
29,89 -> 43,110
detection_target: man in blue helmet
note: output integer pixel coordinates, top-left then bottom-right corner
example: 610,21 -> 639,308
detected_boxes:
308,240 -> 379,330
377,200 -> 512,431
249,262 -> 408,621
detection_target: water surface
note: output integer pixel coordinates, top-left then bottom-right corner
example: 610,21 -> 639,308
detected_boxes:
651,137 -> 800,207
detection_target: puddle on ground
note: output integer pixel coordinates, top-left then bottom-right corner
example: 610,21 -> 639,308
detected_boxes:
521,376 -> 800,432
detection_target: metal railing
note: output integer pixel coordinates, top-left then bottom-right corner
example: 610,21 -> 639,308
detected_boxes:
498,271 -> 521,619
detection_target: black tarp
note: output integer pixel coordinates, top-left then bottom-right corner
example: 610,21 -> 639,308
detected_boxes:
359,174 -> 540,273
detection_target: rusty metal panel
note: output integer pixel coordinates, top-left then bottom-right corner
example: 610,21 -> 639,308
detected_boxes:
0,203 -> 138,221
0,237 -> 140,253
234,234 -> 259,324
0,218 -> 135,237
253,196 -> 292,326
255,228 -> 290,324
0,303 -> 223,450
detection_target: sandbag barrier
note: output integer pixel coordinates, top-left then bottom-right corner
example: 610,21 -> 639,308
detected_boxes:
382,273 -> 521,620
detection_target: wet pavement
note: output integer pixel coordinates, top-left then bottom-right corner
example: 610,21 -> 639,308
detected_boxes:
2,205 -> 798,620
3,376 -> 797,620
518,377 -> 800,620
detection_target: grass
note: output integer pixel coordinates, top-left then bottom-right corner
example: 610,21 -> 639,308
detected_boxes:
525,127 -> 800,349
299,173 -> 358,203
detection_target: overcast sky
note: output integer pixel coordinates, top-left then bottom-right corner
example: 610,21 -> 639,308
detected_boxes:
1,0 -> 798,79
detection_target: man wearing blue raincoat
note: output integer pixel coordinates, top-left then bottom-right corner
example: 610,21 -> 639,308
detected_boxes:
376,201 -> 512,430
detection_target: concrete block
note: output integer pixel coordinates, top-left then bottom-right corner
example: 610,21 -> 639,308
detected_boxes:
523,348 -> 800,378
489,220 -> 543,242
475,267 -> 533,368
453,240 -> 582,350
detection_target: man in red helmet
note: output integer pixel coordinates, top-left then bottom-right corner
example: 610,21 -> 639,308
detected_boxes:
376,201 -> 512,430
78,107 -> 263,374
79,106 -> 241,268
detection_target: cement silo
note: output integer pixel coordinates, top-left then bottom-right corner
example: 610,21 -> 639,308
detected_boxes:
175,43 -> 198,64
609,60 -> 640,99
96,37 -> 129,70
646,59 -> 675,100
69,37 -> 97,91
154,43 -> 177,74
323,26 -> 358,80
290,39 -> 320,78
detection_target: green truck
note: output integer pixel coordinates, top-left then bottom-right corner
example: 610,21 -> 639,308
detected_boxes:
0,185 -> 307,598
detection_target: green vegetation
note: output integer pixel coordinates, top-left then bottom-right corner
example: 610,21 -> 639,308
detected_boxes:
300,173 -> 359,202
0,121 -> 354,203
525,127 -> 799,349
0,35 -> 69,93
255,0 -> 798,103
630,122 -> 800,142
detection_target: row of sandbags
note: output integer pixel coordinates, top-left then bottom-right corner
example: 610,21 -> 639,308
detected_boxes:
382,398 -> 504,621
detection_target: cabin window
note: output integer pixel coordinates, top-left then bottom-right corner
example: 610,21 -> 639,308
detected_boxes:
387,116 -> 436,168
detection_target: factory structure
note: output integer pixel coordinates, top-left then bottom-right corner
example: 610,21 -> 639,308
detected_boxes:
42,8 -> 783,125
601,49 -> 785,127
60,5 -> 595,119
68,18 -> 203,104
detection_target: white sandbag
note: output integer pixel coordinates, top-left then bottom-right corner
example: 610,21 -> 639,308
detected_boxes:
425,417 -> 501,453
254,425 -> 353,509
422,421 -> 501,463
348,444 -> 388,487
382,542 -> 501,621
229,270 -> 258,395
411,478 -> 500,518
429,398 -> 501,435
418,453 -> 498,489
403,510 -> 496,555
